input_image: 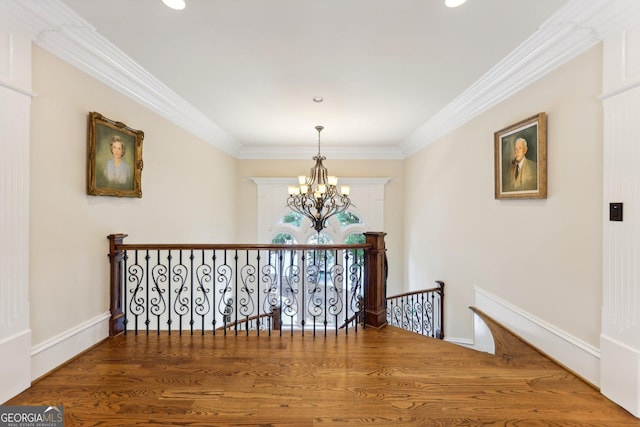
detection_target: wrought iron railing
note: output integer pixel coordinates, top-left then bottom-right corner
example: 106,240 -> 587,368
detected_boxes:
108,233 -> 388,337
386,281 -> 444,339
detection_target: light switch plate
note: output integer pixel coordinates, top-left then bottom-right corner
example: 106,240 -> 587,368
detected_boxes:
610,203 -> 623,221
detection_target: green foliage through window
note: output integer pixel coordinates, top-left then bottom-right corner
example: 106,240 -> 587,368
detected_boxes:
280,211 -> 303,227
272,233 -> 295,244
345,233 -> 365,259
345,233 -> 365,245
336,211 -> 362,226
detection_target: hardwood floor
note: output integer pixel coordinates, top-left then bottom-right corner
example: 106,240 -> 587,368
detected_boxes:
5,325 -> 639,426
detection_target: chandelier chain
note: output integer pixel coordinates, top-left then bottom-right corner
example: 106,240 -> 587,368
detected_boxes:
315,125 -> 324,157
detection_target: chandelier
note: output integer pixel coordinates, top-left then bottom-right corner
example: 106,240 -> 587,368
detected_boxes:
287,126 -> 351,233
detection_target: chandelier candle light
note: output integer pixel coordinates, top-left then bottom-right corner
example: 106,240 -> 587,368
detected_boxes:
287,126 -> 351,233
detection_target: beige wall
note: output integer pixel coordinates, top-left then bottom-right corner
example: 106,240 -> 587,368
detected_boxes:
29,47 -> 238,344
236,159 -> 405,295
404,45 -> 603,344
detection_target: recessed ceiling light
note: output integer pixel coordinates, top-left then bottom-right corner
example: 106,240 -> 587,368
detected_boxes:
445,0 -> 467,7
162,0 -> 186,10
313,97 -> 324,103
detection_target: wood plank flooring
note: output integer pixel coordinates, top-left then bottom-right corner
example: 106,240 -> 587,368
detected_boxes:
5,325 -> 639,426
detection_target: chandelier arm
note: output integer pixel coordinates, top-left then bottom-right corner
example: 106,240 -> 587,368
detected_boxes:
287,196 -> 314,218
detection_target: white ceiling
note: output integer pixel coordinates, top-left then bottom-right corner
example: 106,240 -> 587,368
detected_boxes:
3,0 -> 639,158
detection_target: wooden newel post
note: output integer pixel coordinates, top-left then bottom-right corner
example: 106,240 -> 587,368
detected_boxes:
108,233 -> 127,336
363,232 -> 387,328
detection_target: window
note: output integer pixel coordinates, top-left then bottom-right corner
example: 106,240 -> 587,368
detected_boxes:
271,210 -> 365,248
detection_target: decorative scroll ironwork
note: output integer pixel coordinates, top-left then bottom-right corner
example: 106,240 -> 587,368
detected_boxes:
327,262 -> 345,318
216,253 -> 234,331
386,281 -> 445,339
115,245 -> 366,337
172,252 -> 190,330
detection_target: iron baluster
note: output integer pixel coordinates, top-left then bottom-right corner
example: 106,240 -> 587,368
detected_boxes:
128,250 -> 145,335
167,250 -> 173,335
195,249 -> 212,334
255,250 -> 262,335
123,250 -> 129,334
239,249 -> 256,336
233,250 -> 238,335
217,250 -> 233,336
189,250 -> 194,334
211,250 -> 217,334
173,251 -> 189,335
300,249 -> 306,334
307,251 -> 321,334
150,250 -> 168,335
262,250 -> 278,336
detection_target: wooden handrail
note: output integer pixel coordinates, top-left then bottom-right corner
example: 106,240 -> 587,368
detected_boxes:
111,242 -> 370,251
215,308 -> 281,332
339,312 -> 363,330
386,281 -> 444,301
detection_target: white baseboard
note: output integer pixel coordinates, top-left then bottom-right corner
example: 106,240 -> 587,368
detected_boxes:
443,336 -> 474,348
0,329 -> 31,404
474,287 -> 601,387
31,312 -> 110,380
601,335 -> 640,417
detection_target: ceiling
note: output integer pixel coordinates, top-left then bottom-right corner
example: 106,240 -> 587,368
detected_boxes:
3,0 -> 634,158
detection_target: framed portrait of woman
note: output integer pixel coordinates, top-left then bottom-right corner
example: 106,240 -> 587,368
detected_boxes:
87,112 -> 144,198
494,112 -> 547,200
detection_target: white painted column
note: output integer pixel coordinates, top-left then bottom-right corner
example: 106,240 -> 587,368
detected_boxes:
601,23 -> 640,417
0,31 -> 32,403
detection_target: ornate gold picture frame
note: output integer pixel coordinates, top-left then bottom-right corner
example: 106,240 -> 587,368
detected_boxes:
494,112 -> 547,200
87,112 -> 144,198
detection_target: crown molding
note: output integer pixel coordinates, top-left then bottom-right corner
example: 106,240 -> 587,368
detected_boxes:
237,144 -> 405,160
399,0 -> 640,157
251,177 -> 391,186
0,0 -> 241,157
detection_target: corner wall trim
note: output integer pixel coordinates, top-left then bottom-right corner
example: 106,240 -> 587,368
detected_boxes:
31,312 -> 110,381
474,286 -> 601,387
0,329 -> 31,404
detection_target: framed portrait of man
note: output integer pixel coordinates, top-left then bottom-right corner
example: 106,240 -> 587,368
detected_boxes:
494,112 -> 547,200
87,112 -> 144,198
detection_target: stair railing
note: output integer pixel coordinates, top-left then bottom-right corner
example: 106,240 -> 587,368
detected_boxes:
386,281 -> 444,339
108,232 -> 388,337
